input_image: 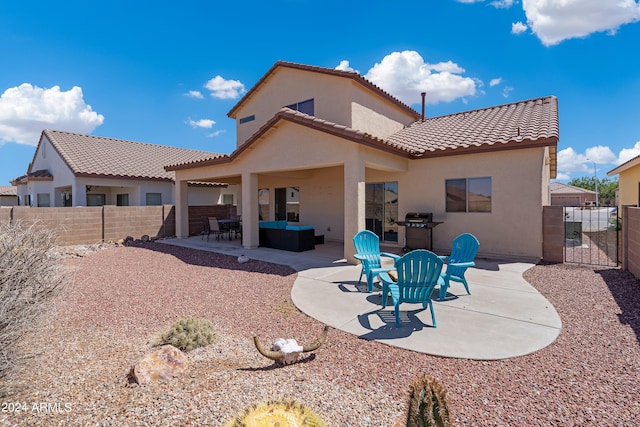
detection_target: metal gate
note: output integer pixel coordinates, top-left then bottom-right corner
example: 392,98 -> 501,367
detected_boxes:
563,206 -> 619,267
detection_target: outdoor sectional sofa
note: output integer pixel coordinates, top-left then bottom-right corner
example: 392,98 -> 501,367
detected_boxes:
258,220 -> 315,252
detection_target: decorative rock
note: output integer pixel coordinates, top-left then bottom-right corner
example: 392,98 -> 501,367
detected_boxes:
237,254 -> 249,264
141,234 -> 150,242
130,345 -> 189,385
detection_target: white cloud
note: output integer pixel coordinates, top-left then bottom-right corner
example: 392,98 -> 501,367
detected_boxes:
187,118 -> 215,129
584,145 -> 618,165
557,145 -> 623,179
204,75 -> 246,99
512,21 -> 528,34
335,60 -> 358,73
490,0 -> 514,8
490,77 -> 503,87
0,83 -> 104,146
618,141 -> 640,165
456,0 -> 514,7
502,86 -> 514,97
185,90 -> 204,99
364,50 -> 477,106
208,130 -> 226,138
522,0 -> 640,46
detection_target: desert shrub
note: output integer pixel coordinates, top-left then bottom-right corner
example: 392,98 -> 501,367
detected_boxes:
223,399 -> 326,427
161,317 -> 215,352
0,221 -> 64,382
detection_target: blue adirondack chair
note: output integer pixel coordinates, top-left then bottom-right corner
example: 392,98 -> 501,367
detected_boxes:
353,230 -> 401,292
379,249 -> 444,327
438,233 -> 480,301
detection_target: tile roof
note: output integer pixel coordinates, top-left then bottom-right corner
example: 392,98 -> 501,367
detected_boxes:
550,182 -> 595,195
227,61 -> 421,120
39,130 -> 219,181
168,97 -> 560,176
387,96 -> 559,155
0,186 -> 17,196
166,107 -> 414,171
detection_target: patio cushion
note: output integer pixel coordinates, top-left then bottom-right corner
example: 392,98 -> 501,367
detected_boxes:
259,220 -> 287,229
286,225 -> 314,231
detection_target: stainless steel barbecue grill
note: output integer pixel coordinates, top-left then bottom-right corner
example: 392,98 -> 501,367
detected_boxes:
396,212 -> 443,252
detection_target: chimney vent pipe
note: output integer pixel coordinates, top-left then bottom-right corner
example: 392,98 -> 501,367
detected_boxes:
421,92 -> 426,122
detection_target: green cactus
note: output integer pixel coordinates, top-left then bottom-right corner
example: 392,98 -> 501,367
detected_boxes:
223,399 -> 326,427
161,317 -> 215,352
405,374 -> 453,427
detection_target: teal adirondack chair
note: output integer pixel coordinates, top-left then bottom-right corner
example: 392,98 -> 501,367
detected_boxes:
353,230 -> 401,293
438,233 -> 480,301
379,249 -> 444,327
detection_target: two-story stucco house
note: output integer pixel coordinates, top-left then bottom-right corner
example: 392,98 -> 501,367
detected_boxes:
12,130 -> 237,207
166,61 -> 559,262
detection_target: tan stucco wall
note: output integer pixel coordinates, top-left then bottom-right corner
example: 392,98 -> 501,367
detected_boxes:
368,147 -> 548,259
175,117 -> 549,260
618,167 -> 640,207
232,67 -> 415,146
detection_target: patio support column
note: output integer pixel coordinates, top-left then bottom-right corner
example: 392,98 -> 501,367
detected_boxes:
175,179 -> 189,238
241,172 -> 259,249
344,157 -> 366,263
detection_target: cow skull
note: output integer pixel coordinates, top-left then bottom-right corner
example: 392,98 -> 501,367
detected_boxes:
253,325 -> 331,365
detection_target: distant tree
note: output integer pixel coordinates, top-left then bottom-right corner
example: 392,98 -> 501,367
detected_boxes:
568,176 -> 618,205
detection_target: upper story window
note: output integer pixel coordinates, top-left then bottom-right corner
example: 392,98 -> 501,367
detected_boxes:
286,98 -> 314,116
446,177 -> 492,213
239,115 -> 255,124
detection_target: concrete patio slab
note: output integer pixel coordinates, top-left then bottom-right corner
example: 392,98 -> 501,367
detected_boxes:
158,237 -> 562,360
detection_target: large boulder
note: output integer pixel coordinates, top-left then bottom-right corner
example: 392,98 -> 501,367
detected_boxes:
130,345 -> 188,385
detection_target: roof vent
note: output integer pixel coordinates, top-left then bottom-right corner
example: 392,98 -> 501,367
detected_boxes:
421,92 -> 426,122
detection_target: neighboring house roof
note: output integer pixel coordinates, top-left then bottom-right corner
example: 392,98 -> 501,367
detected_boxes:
0,186 -> 17,196
11,169 -> 53,185
167,96 -> 559,174
22,130 -> 220,182
550,182 -> 596,195
227,61 -> 421,120
607,153 -> 640,176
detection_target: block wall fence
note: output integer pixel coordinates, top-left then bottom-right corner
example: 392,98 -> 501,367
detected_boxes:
622,206 -> 640,279
0,205 -> 236,246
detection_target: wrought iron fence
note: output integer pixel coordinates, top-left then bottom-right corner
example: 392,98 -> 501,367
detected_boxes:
563,206 -> 619,267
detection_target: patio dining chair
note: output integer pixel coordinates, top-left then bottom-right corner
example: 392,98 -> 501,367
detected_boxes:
206,217 -> 225,241
353,230 -> 401,292
437,233 -> 480,301
379,249 -> 444,327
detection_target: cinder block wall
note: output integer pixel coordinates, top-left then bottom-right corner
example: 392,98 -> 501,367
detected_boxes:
0,207 -> 11,224
542,205 -> 564,263
103,205 -> 170,242
12,206 -> 103,245
6,205 -> 233,246
623,206 -> 640,279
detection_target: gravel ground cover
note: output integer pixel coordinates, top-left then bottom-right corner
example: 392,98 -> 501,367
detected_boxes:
1,243 -> 639,426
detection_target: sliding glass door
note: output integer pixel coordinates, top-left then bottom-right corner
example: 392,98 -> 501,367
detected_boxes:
365,182 -> 398,242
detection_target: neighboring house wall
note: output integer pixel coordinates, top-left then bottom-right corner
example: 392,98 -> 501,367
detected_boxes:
0,196 -> 18,206
618,166 -> 640,208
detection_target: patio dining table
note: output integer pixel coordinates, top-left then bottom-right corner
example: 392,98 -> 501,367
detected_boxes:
217,218 -> 242,240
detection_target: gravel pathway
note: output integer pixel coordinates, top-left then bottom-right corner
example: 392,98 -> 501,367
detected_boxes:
1,243 -> 639,426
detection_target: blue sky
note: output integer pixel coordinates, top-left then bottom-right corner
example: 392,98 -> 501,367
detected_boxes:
1,0 -> 639,186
